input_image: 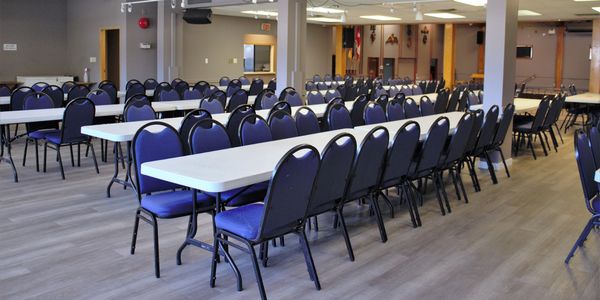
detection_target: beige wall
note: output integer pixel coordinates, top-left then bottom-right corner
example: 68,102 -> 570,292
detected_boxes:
181,15 -> 332,84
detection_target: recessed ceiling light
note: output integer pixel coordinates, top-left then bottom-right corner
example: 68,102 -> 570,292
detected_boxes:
307,17 -> 341,23
307,7 -> 345,14
518,10 -> 541,16
360,15 -> 402,21
593,7 -> 600,12
241,10 -> 278,17
424,13 -> 466,19
574,0 -> 600,2
454,0 -> 487,6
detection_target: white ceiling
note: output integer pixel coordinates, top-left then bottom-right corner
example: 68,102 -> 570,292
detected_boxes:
208,0 -> 600,24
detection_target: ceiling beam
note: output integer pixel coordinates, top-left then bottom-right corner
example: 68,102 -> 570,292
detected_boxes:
184,0 -> 275,9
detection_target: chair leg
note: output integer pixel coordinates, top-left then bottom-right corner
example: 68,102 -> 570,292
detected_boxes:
34,139 -> 40,172
538,133 -> 548,156
456,169 -> 469,204
554,124 -> 564,144
88,142 -> 99,174
130,209 -> 141,255
436,172 -> 452,214
57,145 -> 65,180
22,138 -> 28,166
43,142 -> 48,173
449,169 -> 461,201
379,191 -> 395,218
151,215 -> 161,278
210,232 -> 220,288
370,193 -> 388,243
335,207 -> 355,261
548,128 -> 559,151
77,143 -> 81,167
484,151 -> 498,184
527,134 -> 537,160
246,241 -> 267,300
298,229 -> 321,290
398,184 -> 417,228
69,144 -> 75,167
406,182 -> 422,226
565,217 -> 596,264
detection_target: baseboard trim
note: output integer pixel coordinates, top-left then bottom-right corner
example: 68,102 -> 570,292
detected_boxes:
478,158 -> 513,170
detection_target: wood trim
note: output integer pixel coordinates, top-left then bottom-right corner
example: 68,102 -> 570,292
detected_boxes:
555,26 -> 565,89
590,19 -> 600,93
414,25 -> 418,81
99,29 -> 107,81
443,24 -> 456,88
477,44 -> 485,74
335,25 -> 345,75
379,25 -> 384,76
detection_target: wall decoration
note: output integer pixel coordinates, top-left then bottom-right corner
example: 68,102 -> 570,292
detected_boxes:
406,25 -> 412,48
370,25 -> 376,44
421,26 -> 429,45
385,33 -> 399,45
261,23 -> 271,32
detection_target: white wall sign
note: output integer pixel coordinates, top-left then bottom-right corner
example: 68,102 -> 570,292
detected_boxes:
3,44 -> 17,51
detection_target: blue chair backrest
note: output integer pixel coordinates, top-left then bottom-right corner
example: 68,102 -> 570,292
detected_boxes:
307,91 -> 325,105
61,98 -> 95,143
386,98 -> 405,121
133,122 -> 184,196
144,78 -> 158,90
261,92 -> 279,110
124,98 -> 156,122
324,74 -> 332,81
159,88 -> 180,102
446,88 -> 461,111
171,78 -> 184,87
380,121 -> 420,188
200,97 -> 224,114
326,103 -> 352,130
24,93 -> 54,110
153,82 -> 172,100
227,104 -> 255,146
372,87 -> 388,100
400,85 -> 413,96
412,86 -> 423,95
126,82 -> 145,100
317,82 -> 328,90
414,117 -> 450,173
364,101 -> 386,125
239,114 -> 272,145
99,83 -> 117,104
88,89 -> 113,106
388,85 -> 400,98
404,97 -> 420,118
226,83 -> 241,97
419,96 -> 435,116
464,109 -> 484,154
467,90 -> 480,106
493,103 -> 515,146
228,89 -> 249,112
62,81 -> 76,93
346,127 -> 389,200
258,145 -> 320,240
248,78 -> 264,95
308,133 -> 356,216
268,110 -> 298,140
434,89 -> 449,114
32,82 -> 49,93
239,76 -> 250,85
0,84 -> 11,96
11,87 -> 34,111
295,107 -> 320,136
42,85 -> 64,108
575,130 -> 599,205
350,94 -> 369,126
126,79 -> 142,90
443,112 -> 474,165
219,76 -> 230,86
189,119 -> 231,154
313,74 -> 322,82
67,85 -> 90,102
474,105 -> 499,151
210,90 -> 227,109
285,91 -> 303,106
179,108 -> 212,151
325,90 -> 342,102
205,84 -> 219,98
278,87 -> 296,101
268,101 -> 292,120
184,88 -> 202,100
193,81 -> 210,97
305,81 -> 317,91
267,79 -> 276,91
174,81 -> 190,98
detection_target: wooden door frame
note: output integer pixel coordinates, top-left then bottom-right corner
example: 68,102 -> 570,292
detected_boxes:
99,27 -> 119,82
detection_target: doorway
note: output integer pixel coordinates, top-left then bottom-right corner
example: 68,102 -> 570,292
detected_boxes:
100,29 -> 120,90
383,58 -> 395,81
367,57 -> 379,79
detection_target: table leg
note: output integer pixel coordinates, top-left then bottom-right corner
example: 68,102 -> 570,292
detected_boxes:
106,141 -> 136,197
0,124 -> 19,182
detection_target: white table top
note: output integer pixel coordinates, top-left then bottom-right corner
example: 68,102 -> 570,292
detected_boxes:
594,168 -> 600,183
566,93 -> 600,104
469,98 -> 540,114
217,84 -> 268,92
0,96 -> 8,105
117,90 -> 154,98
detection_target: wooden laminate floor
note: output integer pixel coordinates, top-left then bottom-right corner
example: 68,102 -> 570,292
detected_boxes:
1,126 -> 599,300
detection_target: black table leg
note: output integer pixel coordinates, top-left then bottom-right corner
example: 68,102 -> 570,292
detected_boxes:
0,124 -> 18,182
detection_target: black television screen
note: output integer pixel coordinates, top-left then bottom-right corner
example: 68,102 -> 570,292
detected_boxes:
516,46 -> 533,58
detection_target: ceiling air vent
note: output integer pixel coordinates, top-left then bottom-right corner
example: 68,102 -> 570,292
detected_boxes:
574,13 -> 600,17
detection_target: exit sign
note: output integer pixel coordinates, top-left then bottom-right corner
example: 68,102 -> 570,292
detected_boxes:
3,44 -> 17,51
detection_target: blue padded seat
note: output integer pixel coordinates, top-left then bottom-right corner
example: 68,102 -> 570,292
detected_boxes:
205,181 -> 269,206
215,203 -> 264,240
29,129 -> 59,140
141,190 -> 214,218
44,131 -> 62,144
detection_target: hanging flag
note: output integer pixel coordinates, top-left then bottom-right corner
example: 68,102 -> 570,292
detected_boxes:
355,26 -> 361,61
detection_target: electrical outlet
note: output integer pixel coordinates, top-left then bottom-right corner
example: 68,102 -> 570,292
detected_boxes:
90,57 -> 97,63
205,58 -> 209,64
233,58 -> 238,64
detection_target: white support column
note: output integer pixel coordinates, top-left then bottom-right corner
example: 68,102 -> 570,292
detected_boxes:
276,0 -> 307,94
481,0 -> 518,170
157,2 -> 179,82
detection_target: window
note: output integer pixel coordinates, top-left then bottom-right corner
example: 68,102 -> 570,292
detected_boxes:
516,45 -> 533,59
243,44 -> 273,73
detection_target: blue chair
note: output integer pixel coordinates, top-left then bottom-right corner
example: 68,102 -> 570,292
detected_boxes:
407,116 -> 451,215
99,82 -> 118,104
32,82 -> 49,93
267,101 -> 292,120
10,86 -> 34,112
219,76 -> 230,86
466,90 -> 480,107
324,74 -> 333,81
61,81 -> 76,93
226,81 -> 241,98
437,112 -> 475,204
388,85 -> 400,98
254,89 -> 277,110
200,97 -> 225,114
341,126 -> 390,251
419,96 -> 435,116
189,119 -> 268,208
268,110 -> 298,140
434,89 -> 449,114
350,94 -> 369,126
404,97 -> 420,118
42,85 -> 64,108
457,91 -> 470,111
305,133 -> 356,259
184,88 -> 202,100
153,82 -> 172,100
210,145 -> 321,300
193,81 -> 210,97
565,130 -> 600,263
363,101 -> 386,125
226,105 -> 255,147
468,105 -> 500,187
209,90 -> 227,109
22,93 -> 59,171
239,115 -> 272,145
413,85 -> 423,95
158,88 -> 180,102
267,78 -> 276,91
248,78 -> 264,96
325,89 -> 341,103
462,109 -> 485,192
317,82 -> 328,90
239,76 -> 250,85
305,81 -> 317,91
88,89 -> 113,105
284,91 -> 303,106
171,78 -> 184,87
205,85 -> 219,98
126,79 -> 142,90
174,81 -> 190,98
143,78 -> 159,90
126,82 -> 145,101
325,102 -> 352,130
67,85 -> 90,102
179,109 -> 212,153
372,86 -> 387,100
313,74 -> 322,82
487,103 -> 516,180
306,91 -> 325,105
130,122 -> 215,278
386,97 -> 405,121
399,85 -> 413,96
446,88 -> 461,112
376,94 -> 389,111
377,121 -> 421,225
124,97 -> 156,122
294,107 -> 320,136
43,98 -> 99,180
0,84 -> 12,96
227,89 -> 249,112
278,87 -> 295,101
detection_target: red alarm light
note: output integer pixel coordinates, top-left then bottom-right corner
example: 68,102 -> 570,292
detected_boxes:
138,17 -> 150,29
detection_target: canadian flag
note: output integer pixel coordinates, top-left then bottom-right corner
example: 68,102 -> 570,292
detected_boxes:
355,26 -> 361,61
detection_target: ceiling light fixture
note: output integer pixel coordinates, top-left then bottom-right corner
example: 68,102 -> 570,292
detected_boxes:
241,10 -> 278,17
454,0 -> 487,6
307,7 -> 345,14
171,0 -> 176,9
593,7 -> 600,12
518,10 -> 541,16
360,15 -> 402,21
252,0 -> 257,3
307,17 -> 342,23
416,10 -> 423,21
424,12 -> 465,19
128,3 -> 133,12
120,3 -> 125,13
340,11 -> 347,23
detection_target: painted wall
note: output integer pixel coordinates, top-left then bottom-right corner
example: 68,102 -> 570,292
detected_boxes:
0,0 -> 68,81
125,3 -> 158,82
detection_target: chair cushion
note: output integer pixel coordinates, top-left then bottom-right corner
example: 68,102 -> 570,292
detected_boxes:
44,131 -> 62,144
592,197 -> 600,213
205,181 -> 268,207
215,203 -> 264,240
141,190 -> 214,218
28,129 -> 60,140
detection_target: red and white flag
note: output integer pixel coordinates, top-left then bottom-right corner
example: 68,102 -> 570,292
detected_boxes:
355,26 -> 361,61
